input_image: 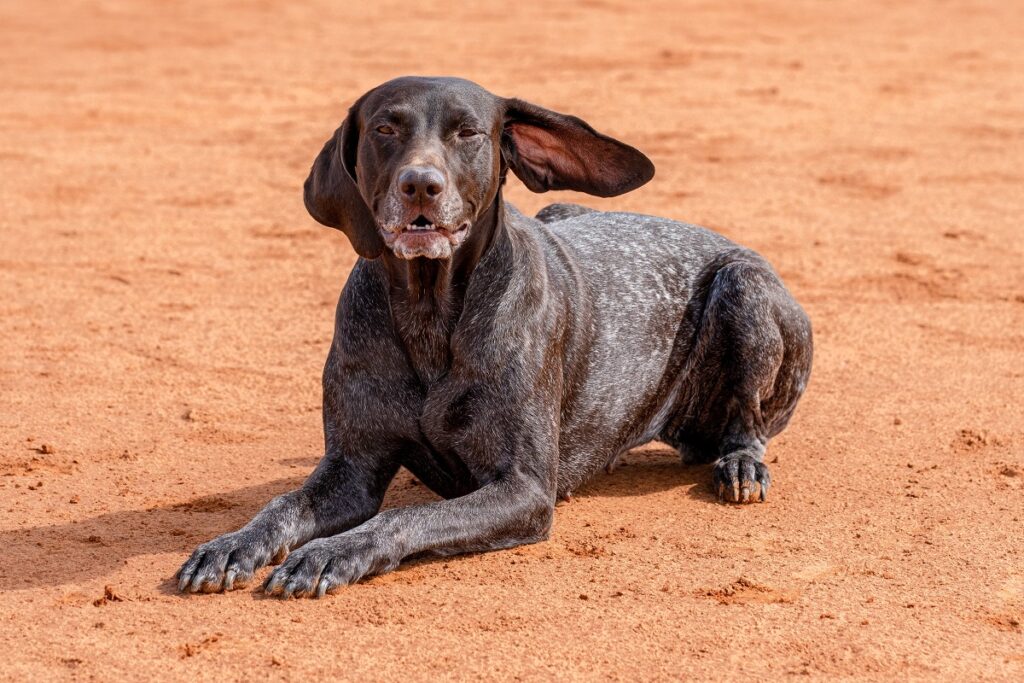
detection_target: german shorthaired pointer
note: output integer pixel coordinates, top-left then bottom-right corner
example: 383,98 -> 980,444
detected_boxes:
176,77 -> 813,598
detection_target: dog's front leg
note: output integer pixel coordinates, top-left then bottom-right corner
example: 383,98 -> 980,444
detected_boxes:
176,451 -> 398,593
263,471 -> 554,598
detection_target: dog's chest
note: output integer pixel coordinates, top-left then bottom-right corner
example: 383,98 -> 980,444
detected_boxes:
394,381 -> 491,497
392,314 -> 479,452
391,313 -> 452,387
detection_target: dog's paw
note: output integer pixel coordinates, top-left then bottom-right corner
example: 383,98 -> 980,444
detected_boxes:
176,531 -> 286,594
712,453 -> 770,503
263,533 -> 391,599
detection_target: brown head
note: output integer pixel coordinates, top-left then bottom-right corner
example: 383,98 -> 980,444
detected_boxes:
304,76 -> 654,260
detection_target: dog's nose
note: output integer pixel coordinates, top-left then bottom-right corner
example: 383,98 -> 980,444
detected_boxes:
398,166 -> 446,203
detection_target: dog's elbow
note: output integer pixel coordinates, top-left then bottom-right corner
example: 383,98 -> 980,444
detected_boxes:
506,477 -> 555,543
523,501 -> 554,543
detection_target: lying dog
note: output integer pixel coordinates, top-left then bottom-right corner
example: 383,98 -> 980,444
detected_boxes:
177,77 -> 812,598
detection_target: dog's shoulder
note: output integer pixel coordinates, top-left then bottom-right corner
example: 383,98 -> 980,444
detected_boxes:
334,257 -> 393,332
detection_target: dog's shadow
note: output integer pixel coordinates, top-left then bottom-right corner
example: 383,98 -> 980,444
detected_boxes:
0,447 -> 714,592
575,447 -> 714,501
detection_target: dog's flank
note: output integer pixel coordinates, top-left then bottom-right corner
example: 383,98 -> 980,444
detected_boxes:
176,76 -> 812,598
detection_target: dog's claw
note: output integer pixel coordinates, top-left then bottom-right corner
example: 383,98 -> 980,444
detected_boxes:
176,553 -> 200,592
263,572 -> 283,594
223,568 -> 237,591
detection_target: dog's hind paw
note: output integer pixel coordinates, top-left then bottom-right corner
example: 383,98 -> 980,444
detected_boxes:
712,452 -> 770,504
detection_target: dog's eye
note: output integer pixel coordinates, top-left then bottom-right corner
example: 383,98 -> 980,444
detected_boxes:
375,125 -> 396,135
458,128 -> 480,138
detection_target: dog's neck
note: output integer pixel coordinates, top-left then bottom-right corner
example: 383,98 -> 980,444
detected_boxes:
380,195 -> 506,385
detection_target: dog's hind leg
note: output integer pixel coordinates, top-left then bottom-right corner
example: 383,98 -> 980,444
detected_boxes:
663,251 -> 812,503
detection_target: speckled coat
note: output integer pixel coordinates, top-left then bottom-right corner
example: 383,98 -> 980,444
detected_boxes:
177,77 -> 812,598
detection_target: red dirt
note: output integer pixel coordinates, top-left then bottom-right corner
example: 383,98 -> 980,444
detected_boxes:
2,0 -> 1023,679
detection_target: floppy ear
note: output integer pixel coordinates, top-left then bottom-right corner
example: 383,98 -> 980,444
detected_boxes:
303,104 -> 386,259
501,98 -> 655,198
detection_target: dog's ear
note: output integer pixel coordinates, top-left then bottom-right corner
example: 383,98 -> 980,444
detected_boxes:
303,102 -> 386,259
501,98 -> 654,198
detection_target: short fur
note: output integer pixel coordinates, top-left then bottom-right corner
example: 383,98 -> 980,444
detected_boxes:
177,77 -> 812,598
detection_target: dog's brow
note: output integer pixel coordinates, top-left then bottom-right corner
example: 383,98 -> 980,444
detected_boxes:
447,109 -> 483,127
372,107 -> 415,123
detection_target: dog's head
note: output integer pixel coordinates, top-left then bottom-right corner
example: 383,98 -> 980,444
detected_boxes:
304,77 -> 654,260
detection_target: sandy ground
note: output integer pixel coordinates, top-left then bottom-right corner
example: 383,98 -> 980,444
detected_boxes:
1,0 -> 1022,680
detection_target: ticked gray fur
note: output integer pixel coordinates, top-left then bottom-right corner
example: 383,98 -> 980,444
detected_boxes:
176,78 -> 812,598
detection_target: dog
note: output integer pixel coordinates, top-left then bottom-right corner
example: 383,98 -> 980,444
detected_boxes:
176,76 -> 813,598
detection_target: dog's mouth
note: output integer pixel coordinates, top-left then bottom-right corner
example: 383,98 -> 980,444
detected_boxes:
382,215 -> 472,260
406,214 -> 438,232
401,214 -> 470,236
